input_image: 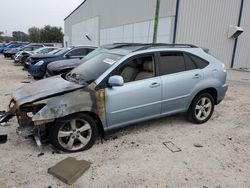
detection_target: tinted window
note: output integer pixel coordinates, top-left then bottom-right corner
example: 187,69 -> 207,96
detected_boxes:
184,53 -> 197,70
159,52 -> 185,75
188,54 -> 208,69
67,48 -> 88,56
87,48 -> 95,54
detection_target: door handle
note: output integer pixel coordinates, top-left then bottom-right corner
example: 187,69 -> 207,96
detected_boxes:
193,74 -> 201,79
150,82 -> 160,88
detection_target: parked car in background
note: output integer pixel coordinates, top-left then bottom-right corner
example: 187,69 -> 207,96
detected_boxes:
3,46 -> 23,58
45,47 -> 105,77
4,44 -> 45,59
0,43 -> 28,54
26,46 -> 96,79
0,41 -> 17,53
6,43 -> 228,152
15,47 -> 61,64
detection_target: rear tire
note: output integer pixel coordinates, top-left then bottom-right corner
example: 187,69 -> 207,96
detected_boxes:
49,113 -> 98,152
187,93 -> 214,124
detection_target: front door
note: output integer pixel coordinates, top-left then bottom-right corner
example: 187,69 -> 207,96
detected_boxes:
105,54 -> 161,128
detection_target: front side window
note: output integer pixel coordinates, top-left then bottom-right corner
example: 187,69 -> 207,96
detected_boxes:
111,55 -> 155,83
159,52 -> 185,75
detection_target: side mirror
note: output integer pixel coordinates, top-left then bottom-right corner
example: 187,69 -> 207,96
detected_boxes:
108,75 -> 124,87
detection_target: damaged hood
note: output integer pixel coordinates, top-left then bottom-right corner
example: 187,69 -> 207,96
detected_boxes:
48,59 -> 83,72
13,75 -> 84,106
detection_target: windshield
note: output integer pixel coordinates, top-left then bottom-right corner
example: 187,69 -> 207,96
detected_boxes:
81,47 -> 107,61
48,48 -> 63,55
52,48 -> 69,55
66,52 -> 123,84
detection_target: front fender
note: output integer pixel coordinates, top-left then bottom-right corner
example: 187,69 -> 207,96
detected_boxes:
31,88 -> 106,128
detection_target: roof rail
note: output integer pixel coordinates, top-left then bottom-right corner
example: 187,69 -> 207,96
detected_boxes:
134,43 -> 198,51
101,43 -> 198,50
102,43 -> 147,49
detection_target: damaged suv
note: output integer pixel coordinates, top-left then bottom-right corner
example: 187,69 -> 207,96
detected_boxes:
1,43 -> 228,152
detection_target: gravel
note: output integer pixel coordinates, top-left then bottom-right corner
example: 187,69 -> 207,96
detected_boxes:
0,55 -> 250,188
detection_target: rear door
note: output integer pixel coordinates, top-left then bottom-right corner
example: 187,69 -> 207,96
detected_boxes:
159,51 -> 204,114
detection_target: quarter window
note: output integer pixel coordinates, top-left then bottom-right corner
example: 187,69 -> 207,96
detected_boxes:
188,54 -> 209,69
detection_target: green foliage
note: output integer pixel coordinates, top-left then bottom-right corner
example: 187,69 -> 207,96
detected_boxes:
28,25 -> 63,43
28,27 -> 41,42
12,31 -> 29,42
0,25 -> 64,43
0,31 -> 4,42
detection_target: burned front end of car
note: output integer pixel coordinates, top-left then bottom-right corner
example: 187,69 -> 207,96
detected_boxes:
7,99 -> 48,146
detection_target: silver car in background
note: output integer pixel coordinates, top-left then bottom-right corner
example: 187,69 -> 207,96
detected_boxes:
5,43 -> 228,152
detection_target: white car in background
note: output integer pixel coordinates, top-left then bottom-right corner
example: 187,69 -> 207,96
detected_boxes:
15,47 -> 61,64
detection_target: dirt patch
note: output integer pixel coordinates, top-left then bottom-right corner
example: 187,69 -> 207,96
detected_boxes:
0,55 -> 250,188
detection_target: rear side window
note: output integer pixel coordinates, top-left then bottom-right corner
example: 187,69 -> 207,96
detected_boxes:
159,52 -> 185,75
188,54 -> 209,69
68,48 -> 88,56
87,48 -> 95,54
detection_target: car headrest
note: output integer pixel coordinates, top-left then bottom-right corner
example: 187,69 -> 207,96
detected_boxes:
143,61 -> 153,72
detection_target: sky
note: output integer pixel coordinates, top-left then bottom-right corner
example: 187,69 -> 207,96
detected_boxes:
0,0 -> 84,36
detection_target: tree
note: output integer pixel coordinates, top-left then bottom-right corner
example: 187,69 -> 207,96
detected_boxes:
28,26 -> 63,43
12,31 -> 29,42
40,25 -> 63,43
28,27 -> 41,42
0,31 -> 4,42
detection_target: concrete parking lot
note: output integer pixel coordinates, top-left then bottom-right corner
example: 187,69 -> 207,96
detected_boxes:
0,55 -> 250,188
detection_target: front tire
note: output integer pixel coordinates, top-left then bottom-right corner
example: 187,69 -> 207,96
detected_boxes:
187,93 -> 215,124
49,113 -> 98,152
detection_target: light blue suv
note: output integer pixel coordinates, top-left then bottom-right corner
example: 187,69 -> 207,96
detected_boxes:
3,43 -> 228,152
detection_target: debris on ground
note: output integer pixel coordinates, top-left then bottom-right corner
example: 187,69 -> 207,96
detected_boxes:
163,141 -> 182,152
0,134 -> 8,144
193,143 -> 203,148
37,152 -> 44,157
0,111 -> 15,124
48,157 -> 91,185
21,80 -> 31,83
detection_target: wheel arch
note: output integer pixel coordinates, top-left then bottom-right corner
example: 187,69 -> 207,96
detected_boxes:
52,111 -> 105,137
190,87 -> 218,108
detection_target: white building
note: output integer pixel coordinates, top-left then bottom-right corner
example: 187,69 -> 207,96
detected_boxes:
64,0 -> 249,69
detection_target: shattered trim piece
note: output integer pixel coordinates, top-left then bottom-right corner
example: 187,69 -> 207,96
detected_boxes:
163,141 -> 182,153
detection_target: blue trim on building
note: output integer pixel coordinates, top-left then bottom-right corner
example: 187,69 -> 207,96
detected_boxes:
231,0 -> 244,68
173,0 -> 180,43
